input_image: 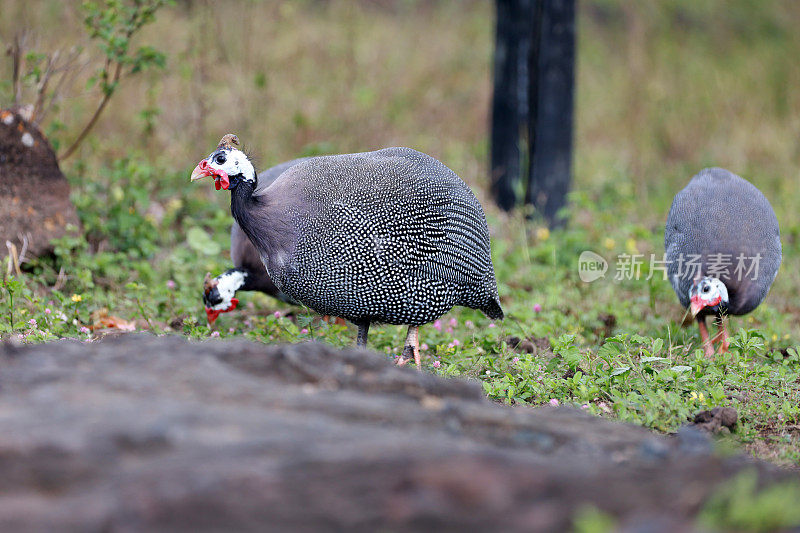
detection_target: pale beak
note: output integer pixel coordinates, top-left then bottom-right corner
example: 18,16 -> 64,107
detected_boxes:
191,159 -> 212,181
690,295 -> 705,317
190,159 -> 229,190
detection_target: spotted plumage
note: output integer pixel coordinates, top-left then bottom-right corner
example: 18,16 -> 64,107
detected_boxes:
192,138 -> 503,365
272,148 -> 503,326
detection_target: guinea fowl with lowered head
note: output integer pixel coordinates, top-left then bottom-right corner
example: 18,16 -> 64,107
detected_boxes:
665,167 -> 781,356
191,134 -> 503,366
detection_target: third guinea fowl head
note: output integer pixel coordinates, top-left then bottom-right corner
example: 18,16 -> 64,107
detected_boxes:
689,277 -> 729,317
190,134 -> 256,191
202,271 -> 242,324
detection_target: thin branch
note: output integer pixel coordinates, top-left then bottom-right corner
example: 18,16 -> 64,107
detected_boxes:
7,32 -> 26,106
5,242 -> 21,278
58,3 -> 147,161
58,59 -> 122,161
30,51 -> 57,124
37,48 -> 84,124
16,233 -> 30,265
53,266 -> 67,292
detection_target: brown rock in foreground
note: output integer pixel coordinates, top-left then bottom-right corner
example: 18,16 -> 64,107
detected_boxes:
0,109 -> 79,259
0,335 -> 792,532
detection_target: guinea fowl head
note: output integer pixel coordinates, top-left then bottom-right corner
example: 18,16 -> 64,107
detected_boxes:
190,134 -> 256,191
202,271 -> 241,324
689,277 -> 729,317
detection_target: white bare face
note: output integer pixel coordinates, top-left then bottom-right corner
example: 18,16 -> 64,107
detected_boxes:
689,277 -> 729,313
205,148 -> 256,184
208,270 -> 247,311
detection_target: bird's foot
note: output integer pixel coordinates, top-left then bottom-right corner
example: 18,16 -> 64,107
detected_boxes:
719,338 -> 730,354
399,343 -> 421,370
718,320 -> 731,354
697,318 -> 716,359
400,325 -> 422,370
703,343 -> 716,358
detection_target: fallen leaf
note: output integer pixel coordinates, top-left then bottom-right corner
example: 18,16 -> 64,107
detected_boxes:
90,308 -> 137,332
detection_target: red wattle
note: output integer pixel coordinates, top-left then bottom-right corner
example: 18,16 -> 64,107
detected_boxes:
206,307 -> 223,324
205,298 -> 239,325
198,159 -> 229,190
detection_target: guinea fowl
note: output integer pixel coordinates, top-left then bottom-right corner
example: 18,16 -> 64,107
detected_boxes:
665,167 -> 781,356
203,158 -> 307,323
191,134 -> 503,366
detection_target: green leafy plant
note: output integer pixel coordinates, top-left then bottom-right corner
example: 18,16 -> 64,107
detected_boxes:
0,278 -> 24,332
60,0 -> 171,160
2,1 -> 171,159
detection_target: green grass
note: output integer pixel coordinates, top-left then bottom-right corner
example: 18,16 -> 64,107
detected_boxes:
2,0 -> 800,469
699,470 -> 800,532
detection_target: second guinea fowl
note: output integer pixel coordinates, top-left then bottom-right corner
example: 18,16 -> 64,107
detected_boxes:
203,158 -> 306,323
191,134 -> 503,366
665,167 -> 781,356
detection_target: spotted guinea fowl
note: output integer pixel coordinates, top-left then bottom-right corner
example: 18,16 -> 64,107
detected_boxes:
202,158 -> 307,323
665,167 -> 781,356
191,134 -> 503,366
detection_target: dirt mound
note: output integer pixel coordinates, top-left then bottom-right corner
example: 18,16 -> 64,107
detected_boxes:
0,109 -> 79,260
692,407 -> 739,434
0,335 -> 793,532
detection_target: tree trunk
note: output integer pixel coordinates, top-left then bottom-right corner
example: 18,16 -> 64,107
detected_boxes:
490,0 -> 534,212
525,0 -> 575,226
490,0 -> 575,226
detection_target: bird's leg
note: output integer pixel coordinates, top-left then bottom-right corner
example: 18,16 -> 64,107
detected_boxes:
400,325 -> 421,370
713,316 -> 730,354
697,317 -> 715,358
720,323 -> 730,353
356,321 -> 370,348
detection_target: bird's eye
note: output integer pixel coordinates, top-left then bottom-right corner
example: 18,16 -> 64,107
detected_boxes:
215,154 -> 227,165
702,285 -> 710,293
